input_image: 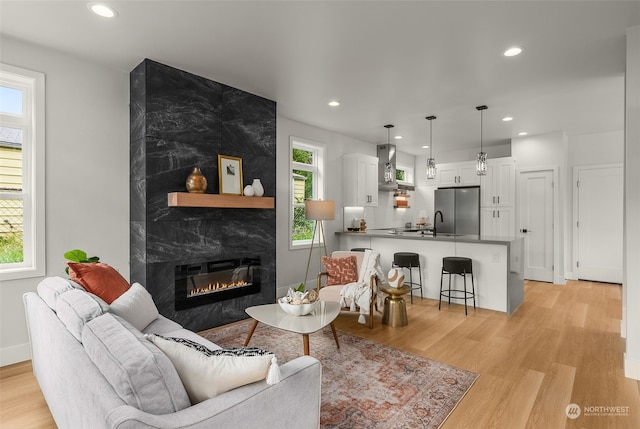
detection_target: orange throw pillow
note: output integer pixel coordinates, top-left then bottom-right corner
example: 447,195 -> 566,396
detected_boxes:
67,262 -> 130,304
322,256 -> 358,286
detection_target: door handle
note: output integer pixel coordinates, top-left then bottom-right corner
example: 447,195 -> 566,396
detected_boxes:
520,228 -> 531,233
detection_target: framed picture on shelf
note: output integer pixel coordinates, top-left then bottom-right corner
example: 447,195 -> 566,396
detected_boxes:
218,154 -> 243,195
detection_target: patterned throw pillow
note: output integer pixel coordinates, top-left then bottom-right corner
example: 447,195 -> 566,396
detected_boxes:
146,335 -> 275,403
322,255 -> 358,286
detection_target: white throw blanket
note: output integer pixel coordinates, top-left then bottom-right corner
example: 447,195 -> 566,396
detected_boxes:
339,249 -> 385,324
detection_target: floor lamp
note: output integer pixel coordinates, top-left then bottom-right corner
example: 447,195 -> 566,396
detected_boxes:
303,200 -> 335,288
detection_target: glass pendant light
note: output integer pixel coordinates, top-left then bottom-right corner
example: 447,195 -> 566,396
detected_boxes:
383,124 -> 395,183
426,115 -> 437,180
476,105 -> 488,175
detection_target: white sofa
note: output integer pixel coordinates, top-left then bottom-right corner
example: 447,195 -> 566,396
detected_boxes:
23,276 -> 322,429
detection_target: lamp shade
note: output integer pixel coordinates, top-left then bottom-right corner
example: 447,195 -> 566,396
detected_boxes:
305,200 -> 335,220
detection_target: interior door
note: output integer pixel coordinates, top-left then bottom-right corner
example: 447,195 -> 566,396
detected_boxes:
576,165 -> 623,283
518,170 -> 554,282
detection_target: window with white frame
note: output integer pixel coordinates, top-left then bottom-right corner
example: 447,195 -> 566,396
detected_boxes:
0,64 -> 45,280
290,137 -> 325,248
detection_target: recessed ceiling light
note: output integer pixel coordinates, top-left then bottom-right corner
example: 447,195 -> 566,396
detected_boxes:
422,145 -> 429,149
328,100 -> 340,107
518,132 -> 528,136
88,3 -> 118,18
502,116 -> 514,122
504,47 -> 522,57
394,135 -> 403,140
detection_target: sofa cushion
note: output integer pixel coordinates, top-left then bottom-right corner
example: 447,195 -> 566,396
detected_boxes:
82,313 -> 191,414
67,262 -> 130,304
56,289 -> 105,341
142,316 -> 183,336
109,282 -> 159,331
146,335 -> 273,403
322,255 -> 358,285
36,276 -> 78,311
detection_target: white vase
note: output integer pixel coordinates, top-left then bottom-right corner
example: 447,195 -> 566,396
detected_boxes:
243,185 -> 255,196
252,179 -> 264,197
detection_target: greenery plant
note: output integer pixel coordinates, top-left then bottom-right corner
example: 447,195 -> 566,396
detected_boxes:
63,249 -> 99,274
0,231 -> 23,263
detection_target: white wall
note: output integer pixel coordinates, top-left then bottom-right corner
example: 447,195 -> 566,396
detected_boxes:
0,37 -> 129,365
624,25 -> 640,380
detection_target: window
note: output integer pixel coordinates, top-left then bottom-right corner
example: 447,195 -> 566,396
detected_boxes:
0,64 -> 45,280
396,163 -> 415,185
290,137 -> 325,248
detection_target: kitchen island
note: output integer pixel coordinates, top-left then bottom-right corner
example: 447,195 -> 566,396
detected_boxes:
337,230 -> 524,315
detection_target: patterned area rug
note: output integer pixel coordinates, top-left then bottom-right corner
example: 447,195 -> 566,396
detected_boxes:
202,320 -> 478,429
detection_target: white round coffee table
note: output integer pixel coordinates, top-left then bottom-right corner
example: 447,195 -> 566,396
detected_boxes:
244,301 -> 341,356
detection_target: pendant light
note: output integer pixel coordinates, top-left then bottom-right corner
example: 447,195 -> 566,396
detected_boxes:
426,116 -> 437,180
476,105 -> 488,175
383,124 -> 395,184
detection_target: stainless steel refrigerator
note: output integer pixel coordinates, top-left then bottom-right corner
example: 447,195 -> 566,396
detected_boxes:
434,186 -> 480,235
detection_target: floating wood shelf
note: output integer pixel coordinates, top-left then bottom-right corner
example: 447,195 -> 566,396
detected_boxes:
168,192 -> 275,209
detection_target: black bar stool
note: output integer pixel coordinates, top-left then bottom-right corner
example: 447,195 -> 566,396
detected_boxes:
439,257 -> 476,315
392,252 -> 423,304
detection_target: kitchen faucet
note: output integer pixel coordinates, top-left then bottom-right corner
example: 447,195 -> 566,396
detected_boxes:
433,210 -> 444,236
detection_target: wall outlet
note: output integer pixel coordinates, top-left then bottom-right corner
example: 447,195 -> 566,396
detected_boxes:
492,252 -> 500,263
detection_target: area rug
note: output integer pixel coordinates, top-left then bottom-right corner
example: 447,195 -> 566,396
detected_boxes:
202,320 -> 478,428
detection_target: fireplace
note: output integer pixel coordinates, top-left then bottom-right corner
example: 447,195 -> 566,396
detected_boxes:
174,257 -> 261,311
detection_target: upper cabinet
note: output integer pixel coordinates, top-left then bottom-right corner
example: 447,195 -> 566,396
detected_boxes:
436,161 -> 480,187
343,153 -> 378,207
480,157 -> 516,207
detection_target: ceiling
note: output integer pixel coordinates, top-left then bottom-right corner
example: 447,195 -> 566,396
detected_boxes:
1,1 -> 639,155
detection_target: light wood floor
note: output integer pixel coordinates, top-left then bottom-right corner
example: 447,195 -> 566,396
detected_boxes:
2,280 -> 639,428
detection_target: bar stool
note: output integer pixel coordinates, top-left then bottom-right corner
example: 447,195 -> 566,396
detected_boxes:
392,252 -> 423,304
439,257 -> 476,315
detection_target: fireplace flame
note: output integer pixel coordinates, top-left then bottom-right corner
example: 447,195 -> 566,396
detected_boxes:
188,280 -> 252,298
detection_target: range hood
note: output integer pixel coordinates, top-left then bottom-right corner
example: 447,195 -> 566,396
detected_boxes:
377,144 -> 415,191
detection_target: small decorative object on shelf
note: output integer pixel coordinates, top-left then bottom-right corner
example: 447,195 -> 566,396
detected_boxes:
359,219 -> 367,231
243,184 -> 255,196
252,178 -> 264,197
393,190 -> 410,208
186,167 -> 207,193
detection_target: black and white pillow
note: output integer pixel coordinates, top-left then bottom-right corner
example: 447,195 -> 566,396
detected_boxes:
146,334 -> 275,403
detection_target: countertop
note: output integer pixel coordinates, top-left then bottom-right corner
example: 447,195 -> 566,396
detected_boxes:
336,230 -> 521,245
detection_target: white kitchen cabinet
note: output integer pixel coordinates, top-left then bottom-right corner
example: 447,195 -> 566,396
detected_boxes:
343,153 -> 378,207
481,206 -> 514,237
481,157 -> 516,206
435,161 -> 480,187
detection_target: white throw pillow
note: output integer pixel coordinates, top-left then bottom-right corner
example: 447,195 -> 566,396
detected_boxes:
146,335 -> 274,403
109,282 -> 159,331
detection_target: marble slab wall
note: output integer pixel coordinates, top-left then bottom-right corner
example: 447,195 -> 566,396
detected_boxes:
130,59 -> 276,332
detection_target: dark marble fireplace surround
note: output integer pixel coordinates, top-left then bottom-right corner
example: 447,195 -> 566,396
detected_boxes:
130,59 -> 276,332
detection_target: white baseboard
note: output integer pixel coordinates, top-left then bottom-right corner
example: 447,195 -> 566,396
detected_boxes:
564,271 -> 577,281
624,353 -> 640,380
1,342 -> 31,367
621,307 -> 627,339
